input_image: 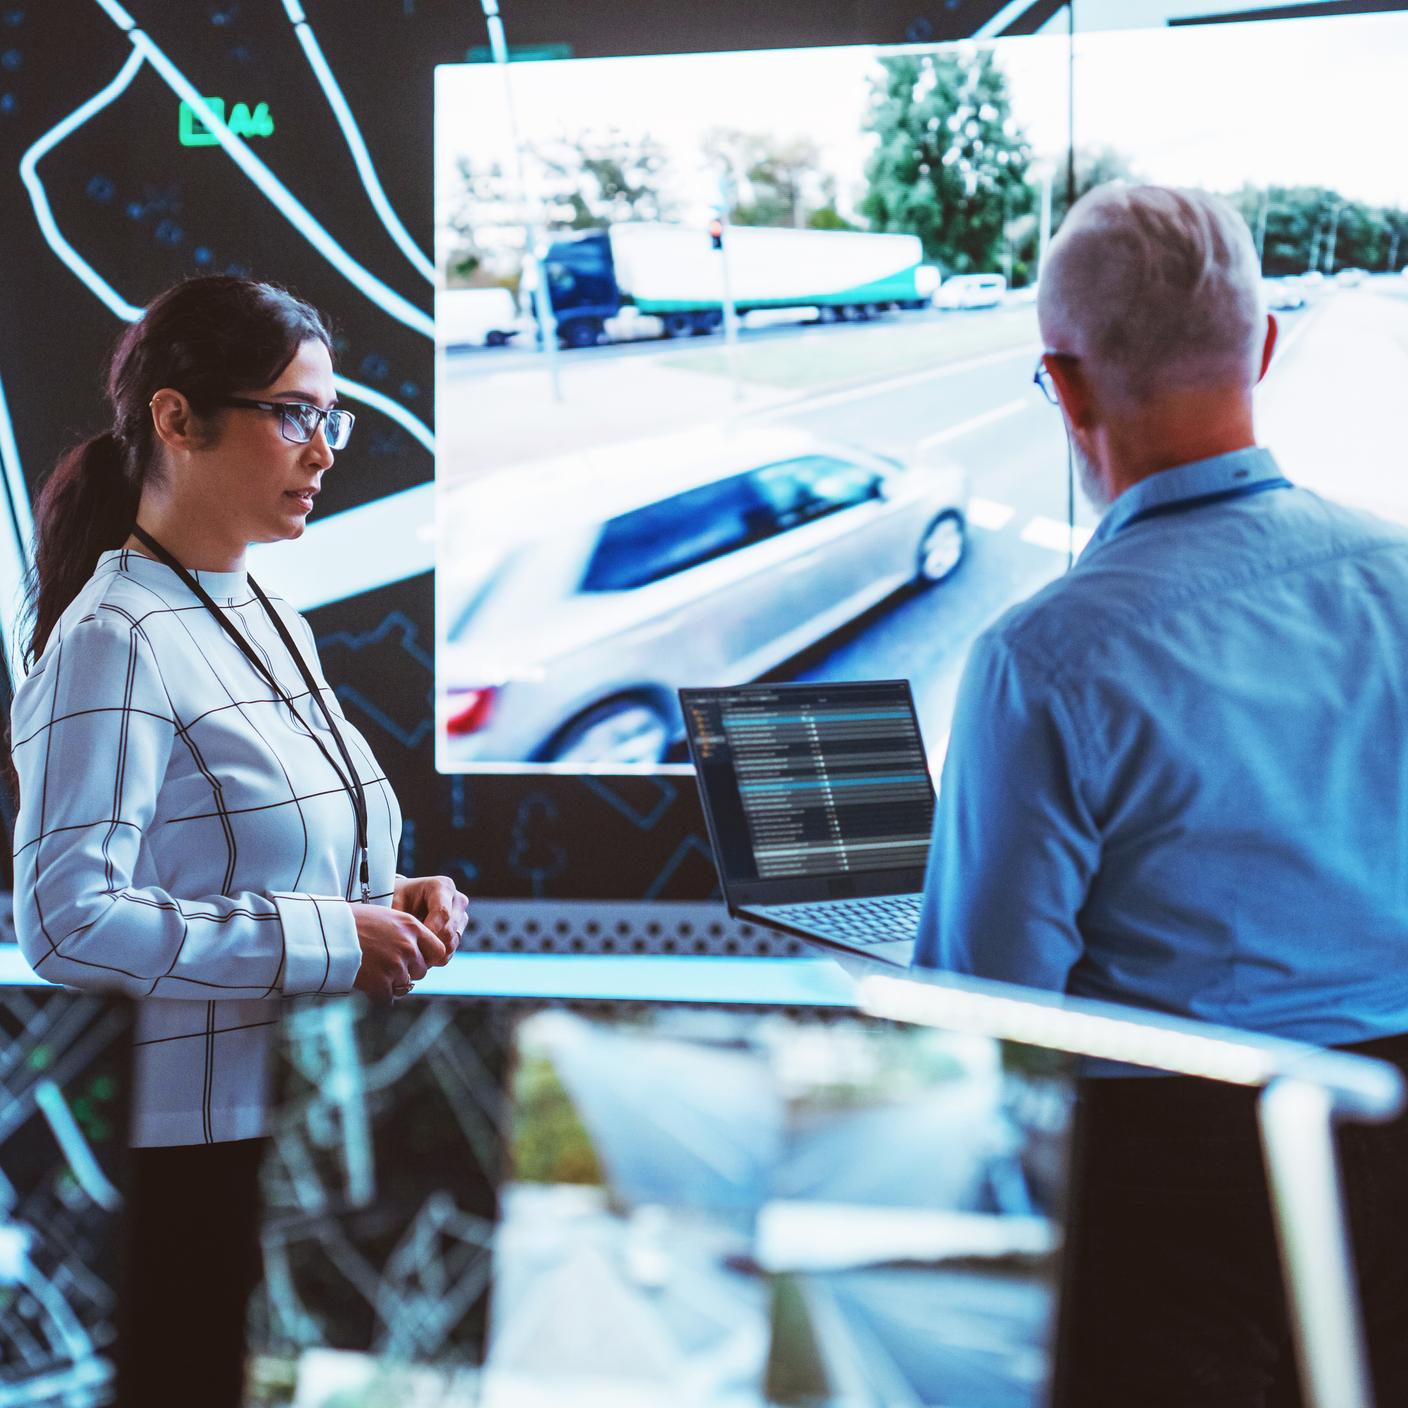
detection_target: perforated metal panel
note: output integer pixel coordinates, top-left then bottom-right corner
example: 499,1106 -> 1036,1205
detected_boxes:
461,899 -> 807,958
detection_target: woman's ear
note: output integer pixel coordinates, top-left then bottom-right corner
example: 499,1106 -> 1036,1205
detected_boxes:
148,390 -> 207,453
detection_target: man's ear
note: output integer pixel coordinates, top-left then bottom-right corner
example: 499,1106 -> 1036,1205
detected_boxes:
1255,313 -> 1279,386
1045,353 -> 1095,430
149,389 -> 204,453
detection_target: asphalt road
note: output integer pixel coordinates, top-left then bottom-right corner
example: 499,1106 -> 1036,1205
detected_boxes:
437,279 -> 1408,765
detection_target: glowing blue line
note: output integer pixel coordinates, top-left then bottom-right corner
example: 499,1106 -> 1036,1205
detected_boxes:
282,0 -> 434,284
334,373 -> 433,454
17,47 -> 146,322
34,1080 -> 123,1212
18,11 -> 438,615
0,369 -> 34,687
10,53 -> 151,683
91,1 -> 433,339
248,483 -> 433,611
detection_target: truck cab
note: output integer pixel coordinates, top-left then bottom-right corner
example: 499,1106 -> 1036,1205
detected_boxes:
541,230 -> 622,347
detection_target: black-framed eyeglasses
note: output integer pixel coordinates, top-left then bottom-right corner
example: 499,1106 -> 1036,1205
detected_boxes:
1033,354 -> 1059,405
219,396 -> 356,450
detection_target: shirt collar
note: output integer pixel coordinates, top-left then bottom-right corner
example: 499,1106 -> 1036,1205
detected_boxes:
97,548 -> 249,604
1088,446 -> 1286,551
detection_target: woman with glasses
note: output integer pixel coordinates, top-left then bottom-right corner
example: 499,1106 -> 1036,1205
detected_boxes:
9,275 -> 468,1406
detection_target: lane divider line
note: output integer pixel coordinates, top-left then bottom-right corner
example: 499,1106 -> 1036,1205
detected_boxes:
754,341 -> 1038,420
918,398 -> 1028,450
1021,515 -> 1094,555
966,497 -> 1017,531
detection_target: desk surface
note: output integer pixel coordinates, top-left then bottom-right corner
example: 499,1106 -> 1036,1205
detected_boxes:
0,944 -> 862,1006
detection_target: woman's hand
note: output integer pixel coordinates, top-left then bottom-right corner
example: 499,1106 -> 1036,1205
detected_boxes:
393,874 -> 470,959
350,904 -> 448,1005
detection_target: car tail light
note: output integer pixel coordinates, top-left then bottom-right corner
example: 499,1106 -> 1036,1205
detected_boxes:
445,686 -> 498,736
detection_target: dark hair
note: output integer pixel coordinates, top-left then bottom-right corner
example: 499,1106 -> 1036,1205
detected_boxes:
21,276 -> 332,670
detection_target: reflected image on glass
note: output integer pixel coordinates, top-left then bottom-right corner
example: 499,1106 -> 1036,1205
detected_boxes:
483,1007 -> 1073,1408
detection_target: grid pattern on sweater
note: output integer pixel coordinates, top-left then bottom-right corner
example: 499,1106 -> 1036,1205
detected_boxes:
11,550 -> 401,1146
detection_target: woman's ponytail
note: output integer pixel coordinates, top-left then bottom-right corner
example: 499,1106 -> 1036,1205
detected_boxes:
22,430 -> 139,670
18,275 -> 331,673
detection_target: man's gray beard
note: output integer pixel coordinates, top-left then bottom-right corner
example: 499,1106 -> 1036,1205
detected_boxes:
1072,436 -> 1112,512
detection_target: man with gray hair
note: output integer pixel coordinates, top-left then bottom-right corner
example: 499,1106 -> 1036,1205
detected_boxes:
914,183 -> 1408,1402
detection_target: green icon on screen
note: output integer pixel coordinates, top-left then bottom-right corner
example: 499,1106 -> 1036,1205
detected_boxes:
179,98 -> 275,147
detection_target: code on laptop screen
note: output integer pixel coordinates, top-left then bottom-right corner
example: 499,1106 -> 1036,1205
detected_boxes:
685,684 -> 935,882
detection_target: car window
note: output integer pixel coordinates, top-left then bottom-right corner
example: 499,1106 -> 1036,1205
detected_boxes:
751,455 -> 881,530
581,471 -> 774,592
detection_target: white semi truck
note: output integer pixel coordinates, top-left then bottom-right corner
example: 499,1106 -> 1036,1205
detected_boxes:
537,221 -> 938,347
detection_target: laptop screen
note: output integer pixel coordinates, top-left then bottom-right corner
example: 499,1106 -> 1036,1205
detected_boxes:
681,682 -> 935,899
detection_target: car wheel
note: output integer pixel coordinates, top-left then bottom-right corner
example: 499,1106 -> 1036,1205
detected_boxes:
545,698 -> 672,766
915,510 -> 965,585
662,313 -> 694,338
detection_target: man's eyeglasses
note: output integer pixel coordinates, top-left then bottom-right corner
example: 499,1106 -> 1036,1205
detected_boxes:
1033,354 -> 1059,405
219,397 -> 356,450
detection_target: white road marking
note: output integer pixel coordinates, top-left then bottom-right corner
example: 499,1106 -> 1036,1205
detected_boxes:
758,342 -> 1037,419
965,496 -> 1017,531
918,398 -> 1029,450
1021,516 -> 1094,555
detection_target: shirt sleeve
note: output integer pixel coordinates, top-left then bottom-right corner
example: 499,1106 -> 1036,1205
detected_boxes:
912,629 -> 1099,989
10,611 -> 361,1000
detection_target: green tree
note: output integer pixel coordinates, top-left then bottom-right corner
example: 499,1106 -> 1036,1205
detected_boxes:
442,157 -> 532,289
1049,146 -> 1144,228
1228,186 -> 1408,275
510,1055 -> 605,1186
860,49 -> 1032,274
534,128 -> 673,230
703,129 -> 840,228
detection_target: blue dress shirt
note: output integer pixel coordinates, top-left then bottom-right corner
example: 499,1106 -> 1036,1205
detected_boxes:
915,447 -> 1408,1048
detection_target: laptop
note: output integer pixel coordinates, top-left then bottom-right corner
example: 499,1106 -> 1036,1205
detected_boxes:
680,680 -> 935,966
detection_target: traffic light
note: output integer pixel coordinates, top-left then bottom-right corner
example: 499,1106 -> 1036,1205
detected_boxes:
709,218 -> 724,251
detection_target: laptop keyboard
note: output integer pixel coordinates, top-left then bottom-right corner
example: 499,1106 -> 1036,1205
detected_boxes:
761,893 -> 923,946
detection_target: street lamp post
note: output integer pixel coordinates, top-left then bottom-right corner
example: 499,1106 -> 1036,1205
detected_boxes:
1324,201 -> 1344,276
715,171 -> 743,402
1033,163 -> 1054,286
480,0 -> 562,402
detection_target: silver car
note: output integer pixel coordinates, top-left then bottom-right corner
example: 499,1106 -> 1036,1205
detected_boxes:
437,425 -> 967,768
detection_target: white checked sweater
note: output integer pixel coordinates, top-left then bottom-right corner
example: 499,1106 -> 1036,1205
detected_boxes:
11,549 -> 401,1146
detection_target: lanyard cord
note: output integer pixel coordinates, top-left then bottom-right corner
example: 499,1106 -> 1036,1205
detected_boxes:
129,525 -> 372,902
1116,476 -> 1293,535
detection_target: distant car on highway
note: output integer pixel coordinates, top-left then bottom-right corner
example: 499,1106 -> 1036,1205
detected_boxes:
438,286 -> 524,348
934,273 -> 1007,311
1263,276 -> 1307,311
438,426 -> 968,767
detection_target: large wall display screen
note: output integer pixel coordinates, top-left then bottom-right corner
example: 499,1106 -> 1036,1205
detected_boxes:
434,12 -> 1408,774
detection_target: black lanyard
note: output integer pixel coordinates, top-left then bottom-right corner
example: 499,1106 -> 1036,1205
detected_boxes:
130,525 -> 371,903
1117,476 -> 1293,535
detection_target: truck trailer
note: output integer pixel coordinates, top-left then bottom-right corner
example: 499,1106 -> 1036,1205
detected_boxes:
537,222 -> 937,347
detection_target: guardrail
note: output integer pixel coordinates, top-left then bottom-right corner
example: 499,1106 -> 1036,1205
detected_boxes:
860,966 -> 1405,1408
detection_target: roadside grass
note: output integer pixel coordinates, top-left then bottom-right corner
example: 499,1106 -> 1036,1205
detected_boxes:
654,308 -> 1039,391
